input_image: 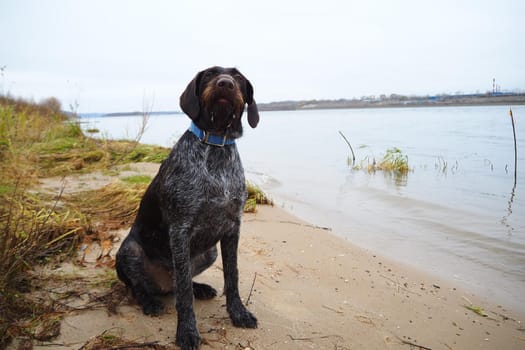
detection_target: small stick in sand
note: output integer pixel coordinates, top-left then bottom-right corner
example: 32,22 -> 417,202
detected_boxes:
245,272 -> 258,306
111,342 -> 161,350
395,335 -> 433,350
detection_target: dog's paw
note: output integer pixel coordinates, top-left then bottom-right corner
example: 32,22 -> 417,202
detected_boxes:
176,324 -> 201,350
229,305 -> 258,328
193,282 -> 217,300
141,298 -> 164,316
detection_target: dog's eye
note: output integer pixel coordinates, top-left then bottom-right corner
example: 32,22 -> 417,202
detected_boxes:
234,74 -> 243,81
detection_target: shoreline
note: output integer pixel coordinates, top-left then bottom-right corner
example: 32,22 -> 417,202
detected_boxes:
241,206 -> 525,349
257,99 -> 525,112
263,190 -> 525,316
256,93 -> 525,112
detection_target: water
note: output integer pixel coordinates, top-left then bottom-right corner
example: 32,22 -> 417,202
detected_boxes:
81,105 -> 525,312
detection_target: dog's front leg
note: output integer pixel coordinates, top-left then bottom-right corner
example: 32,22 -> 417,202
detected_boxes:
170,226 -> 200,350
220,224 -> 258,328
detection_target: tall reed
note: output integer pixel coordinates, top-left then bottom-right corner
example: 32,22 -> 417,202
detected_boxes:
509,108 -> 517,185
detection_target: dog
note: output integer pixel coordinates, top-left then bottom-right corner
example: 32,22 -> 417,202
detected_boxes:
116,66 -> 259,350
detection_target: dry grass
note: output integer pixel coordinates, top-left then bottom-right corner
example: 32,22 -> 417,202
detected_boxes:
66,182 -> 148,230
354,147 -> 411,174
0,96 -> 169,180
0,96 -> 168,347
79,330 -> 176,350
245,181 -> 274,213
351,147 -> 411,187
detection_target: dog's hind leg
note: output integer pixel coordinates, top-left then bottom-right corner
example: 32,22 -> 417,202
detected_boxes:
116,237 -> 165,315
191,246 -> 218,299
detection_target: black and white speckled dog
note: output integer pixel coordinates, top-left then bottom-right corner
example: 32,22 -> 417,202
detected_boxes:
115,66 -> 259,350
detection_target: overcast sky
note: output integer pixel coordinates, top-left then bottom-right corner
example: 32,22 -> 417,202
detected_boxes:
1,0 -> 524,113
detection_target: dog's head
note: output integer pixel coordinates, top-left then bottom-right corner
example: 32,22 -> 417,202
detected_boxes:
180,66 -> 259,137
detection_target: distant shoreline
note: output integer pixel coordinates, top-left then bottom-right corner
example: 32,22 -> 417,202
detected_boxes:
79,92 -> 525,117
257,92 -> 525,111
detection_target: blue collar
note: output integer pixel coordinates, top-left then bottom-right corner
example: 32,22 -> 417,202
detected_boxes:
189,122 -> 235,147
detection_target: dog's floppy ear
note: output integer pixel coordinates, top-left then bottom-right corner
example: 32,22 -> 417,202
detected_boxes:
180,70 -> 204,120
244,79 -> 259,128
247,100 -> 259,128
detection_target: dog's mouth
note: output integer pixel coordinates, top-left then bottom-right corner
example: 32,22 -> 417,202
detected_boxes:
216,97 -> 233,106
208,96 -> 237,128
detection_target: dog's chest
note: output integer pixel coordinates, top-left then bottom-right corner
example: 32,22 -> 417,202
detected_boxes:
186,145 -> 246,243
199,149 -> 245,215
166,137 -> 246,220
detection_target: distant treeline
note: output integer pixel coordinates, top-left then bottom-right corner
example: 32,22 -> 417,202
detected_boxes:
256,92 -> 525,111
103,110 -> 183,117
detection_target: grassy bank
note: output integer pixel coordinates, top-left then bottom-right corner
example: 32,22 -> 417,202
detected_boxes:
0,96 -> 168,346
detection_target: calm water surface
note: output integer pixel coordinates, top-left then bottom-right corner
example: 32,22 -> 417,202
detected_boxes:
82,106 -> 525,312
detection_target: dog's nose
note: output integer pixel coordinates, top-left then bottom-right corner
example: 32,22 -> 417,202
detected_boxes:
217,76 -> 235,90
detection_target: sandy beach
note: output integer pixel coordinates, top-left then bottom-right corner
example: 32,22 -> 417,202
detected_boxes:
25,169 -> 524,350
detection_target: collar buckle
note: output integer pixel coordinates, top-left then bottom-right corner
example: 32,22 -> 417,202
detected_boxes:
202,132 -> 227,147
